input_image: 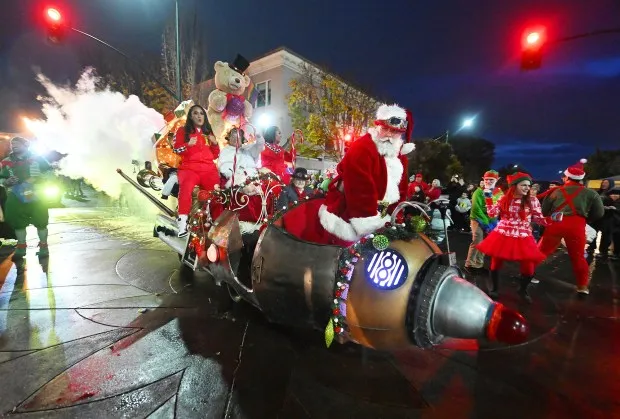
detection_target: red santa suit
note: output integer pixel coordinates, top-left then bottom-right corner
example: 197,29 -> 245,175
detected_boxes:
281,104 -> 415,246
173,126 -> 220,216
260,143 -> 293,184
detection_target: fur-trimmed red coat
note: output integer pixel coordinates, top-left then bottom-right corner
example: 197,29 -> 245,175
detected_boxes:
318,133 -> 409,242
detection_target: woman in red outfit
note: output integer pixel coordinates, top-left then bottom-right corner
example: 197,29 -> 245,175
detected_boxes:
173,105 -> 220,237
425,178 -> 442,202
477,172 -> 562,302
260,126 -> 293,184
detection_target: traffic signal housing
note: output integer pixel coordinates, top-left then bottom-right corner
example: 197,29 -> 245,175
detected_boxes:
44,7 -> 67,43
521,27 -> 546,70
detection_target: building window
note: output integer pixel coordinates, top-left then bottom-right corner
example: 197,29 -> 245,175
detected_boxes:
256,80 -> 271,108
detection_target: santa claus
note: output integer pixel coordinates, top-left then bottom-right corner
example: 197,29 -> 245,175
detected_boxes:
284,104 -> 414,246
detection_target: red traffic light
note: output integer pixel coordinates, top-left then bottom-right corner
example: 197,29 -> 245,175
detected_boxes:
521,26 -> 547,70
43,6 -> 67,43
521,27 -> 546,51
46,7 -> 62,22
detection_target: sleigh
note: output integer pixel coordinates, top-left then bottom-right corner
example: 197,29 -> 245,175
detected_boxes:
118,167 -> 530,351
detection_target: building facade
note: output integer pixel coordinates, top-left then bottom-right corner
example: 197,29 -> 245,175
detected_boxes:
193,47 -> 378,172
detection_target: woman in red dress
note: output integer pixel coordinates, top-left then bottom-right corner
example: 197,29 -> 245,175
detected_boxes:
260,126 -> 293,184
173,105 -> 220,237
477,172 -> 562,302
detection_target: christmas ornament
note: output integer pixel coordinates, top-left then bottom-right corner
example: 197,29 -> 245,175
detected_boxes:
372,234 -> 389,251
410,215 -> 428,232
325,318 -> 335,348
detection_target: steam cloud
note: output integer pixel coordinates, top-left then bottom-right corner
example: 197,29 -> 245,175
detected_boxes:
26,68 -> 165,198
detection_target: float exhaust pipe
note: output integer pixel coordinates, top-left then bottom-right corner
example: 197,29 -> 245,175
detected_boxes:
116,169 -> 176,218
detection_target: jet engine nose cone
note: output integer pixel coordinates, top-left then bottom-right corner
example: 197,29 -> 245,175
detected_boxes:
487,304 -> 529,344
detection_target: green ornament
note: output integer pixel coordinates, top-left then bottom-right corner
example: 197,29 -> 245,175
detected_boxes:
372,234 -> 389,251
410,215 -> 427,233
325,318 -> 335,348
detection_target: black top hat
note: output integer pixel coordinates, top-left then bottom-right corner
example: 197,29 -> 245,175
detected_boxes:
229,54 -> 250,75
292,167 -> 310,180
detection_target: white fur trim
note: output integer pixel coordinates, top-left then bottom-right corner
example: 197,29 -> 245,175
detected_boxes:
383,156 -> 404,204
376,104 -> 406,121
350,213 -> 391,237
239,221 -> 261,235
400,143 -> 415,155
318,205 -> 359,242
564,170 -> 585,180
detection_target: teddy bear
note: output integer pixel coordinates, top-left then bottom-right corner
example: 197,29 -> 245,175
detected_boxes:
207,54 -> 253,144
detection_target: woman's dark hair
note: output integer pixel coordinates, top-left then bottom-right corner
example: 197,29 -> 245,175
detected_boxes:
184,105 -> 212,143
263,126 -> 280,144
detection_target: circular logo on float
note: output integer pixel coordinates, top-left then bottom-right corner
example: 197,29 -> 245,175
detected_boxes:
365,249 -> 409,290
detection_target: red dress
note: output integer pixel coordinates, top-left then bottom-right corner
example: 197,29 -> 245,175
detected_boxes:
260,143 -> 292,184
477,196 -> 551,262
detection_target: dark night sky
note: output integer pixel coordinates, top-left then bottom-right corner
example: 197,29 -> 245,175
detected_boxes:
1,0 -> 619,180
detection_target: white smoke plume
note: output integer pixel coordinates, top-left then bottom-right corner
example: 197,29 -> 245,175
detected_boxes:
25,68 -> 165,198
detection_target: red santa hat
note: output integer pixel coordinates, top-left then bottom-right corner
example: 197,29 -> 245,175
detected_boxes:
564,158 -> 587,180
374,104 -> 415,154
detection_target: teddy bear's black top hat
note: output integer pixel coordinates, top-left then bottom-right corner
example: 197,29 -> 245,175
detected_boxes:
229,54 -> 250,75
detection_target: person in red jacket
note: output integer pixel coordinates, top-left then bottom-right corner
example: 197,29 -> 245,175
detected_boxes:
173,104 -> 220,237
425,179 -> 442,202
407,173 -> 429,199
260,126 -> 293,184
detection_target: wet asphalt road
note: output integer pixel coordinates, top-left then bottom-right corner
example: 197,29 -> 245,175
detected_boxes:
0,199 -> 619,418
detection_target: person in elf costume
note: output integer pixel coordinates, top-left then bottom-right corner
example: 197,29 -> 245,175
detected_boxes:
283,104 -> 415,246
173,104 -> 220,237
260,126 -> 293,184
0,137 -> 53,259
477,172 -> 562,302
537,159 -> 604,295
464,170 -> 503,274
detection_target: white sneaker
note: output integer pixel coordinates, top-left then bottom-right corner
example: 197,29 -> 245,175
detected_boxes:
177,215 -> 188,237
576,286 -> 589,295
530,278 -> 540,284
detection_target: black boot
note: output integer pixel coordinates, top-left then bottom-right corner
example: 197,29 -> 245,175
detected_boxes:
487,270 -> 499,299
518,275 -> 533,303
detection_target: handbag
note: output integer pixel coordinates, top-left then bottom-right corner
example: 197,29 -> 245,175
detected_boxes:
11,181 -> 37,204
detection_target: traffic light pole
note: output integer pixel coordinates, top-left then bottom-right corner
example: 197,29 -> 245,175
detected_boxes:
554,27 -> 620,44
70,27 -> 180,102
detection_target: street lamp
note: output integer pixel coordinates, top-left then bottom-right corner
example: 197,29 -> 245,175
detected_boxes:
443,116 -> 476,143
257,113 -> 272,129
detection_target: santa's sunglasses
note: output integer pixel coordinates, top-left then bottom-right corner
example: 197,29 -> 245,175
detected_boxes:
386,117 -> 407,130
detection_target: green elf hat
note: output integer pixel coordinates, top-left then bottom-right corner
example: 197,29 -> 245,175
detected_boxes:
507,172 -> 532,186
483,170 -> 499,179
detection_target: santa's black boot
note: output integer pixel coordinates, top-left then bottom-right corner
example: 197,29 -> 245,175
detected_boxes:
518,275 -> 533,304
487,270 -> 499,300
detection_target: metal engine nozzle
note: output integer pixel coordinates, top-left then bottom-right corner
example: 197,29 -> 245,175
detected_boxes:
410,263 -> 529,348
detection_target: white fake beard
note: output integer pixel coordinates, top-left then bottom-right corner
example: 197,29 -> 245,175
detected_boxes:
369,128 -> 403,158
